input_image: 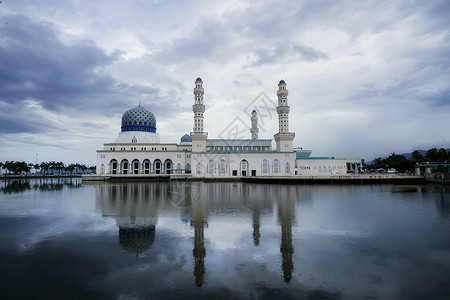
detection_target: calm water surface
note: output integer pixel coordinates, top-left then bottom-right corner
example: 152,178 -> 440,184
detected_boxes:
0,179 -> 449,299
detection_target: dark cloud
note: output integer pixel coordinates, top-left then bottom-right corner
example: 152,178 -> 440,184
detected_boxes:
0,14 -> 182,134
0,15 -> 118,109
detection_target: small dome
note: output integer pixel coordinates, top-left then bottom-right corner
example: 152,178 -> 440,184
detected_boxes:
121,105 -> 156,133
279,79 -> 286,84
181,134 -> 192,143
252,109 -> 256,113
196,77 -> 202,81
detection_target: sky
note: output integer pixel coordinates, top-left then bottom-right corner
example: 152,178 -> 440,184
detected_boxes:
0,0 -> 449,165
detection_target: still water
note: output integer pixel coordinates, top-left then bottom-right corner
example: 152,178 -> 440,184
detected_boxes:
0,179 -> 449,299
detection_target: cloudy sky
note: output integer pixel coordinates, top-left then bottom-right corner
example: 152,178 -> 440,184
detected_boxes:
0,0 -> 449,165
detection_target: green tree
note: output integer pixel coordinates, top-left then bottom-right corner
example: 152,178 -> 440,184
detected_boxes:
411,150 -> 423,162
55,162 -> 65,174
40,162 -> 50,175
425,148 -> 438,162
437,148 -> 448,162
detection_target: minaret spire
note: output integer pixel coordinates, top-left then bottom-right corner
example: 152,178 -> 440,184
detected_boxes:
277,80 -> 290,133
190,77 -> 208,154
193,77 -> 205,133
250,110 -> 259,139
274,80 -> 295,152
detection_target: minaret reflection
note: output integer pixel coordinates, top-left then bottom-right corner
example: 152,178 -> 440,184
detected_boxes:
277,188 -> 296,282
189,183 -> 207,287
95,183 -> 162,258
252,209 -> 261,246
250,184 -> 262,246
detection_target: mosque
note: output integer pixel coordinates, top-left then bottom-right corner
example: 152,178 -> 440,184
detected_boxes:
96,78 -> 362,177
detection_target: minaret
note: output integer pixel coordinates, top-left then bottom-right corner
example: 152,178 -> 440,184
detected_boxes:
274,80 -> 295,152
193,77 -> 205,133
191,77 -> 208,153
250,110 -> 259,140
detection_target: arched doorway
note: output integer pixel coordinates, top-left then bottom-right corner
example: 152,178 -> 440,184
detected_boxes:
121,159 -> 129,175
240,160 -> 248,176
154,159 -> 161,174
110,159 -> 118,174
143,159 -> 151,174
164,159 -> 173,174
132,159 -> 140,174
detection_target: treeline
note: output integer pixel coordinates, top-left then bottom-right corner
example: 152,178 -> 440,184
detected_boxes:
364,148 -> 450,172
0,161 -> 95,175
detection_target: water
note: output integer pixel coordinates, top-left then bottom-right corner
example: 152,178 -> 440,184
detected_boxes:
0,179 -> 449,299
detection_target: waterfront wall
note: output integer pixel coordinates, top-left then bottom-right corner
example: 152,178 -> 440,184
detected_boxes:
425,173 -> 450,184
82,173 -> 425,184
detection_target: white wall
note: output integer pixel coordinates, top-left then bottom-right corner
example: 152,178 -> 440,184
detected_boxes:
295,159 -> 348,175
191,152 -> 296,177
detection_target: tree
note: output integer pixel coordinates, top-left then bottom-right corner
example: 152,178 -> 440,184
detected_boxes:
55,162 -> 65,174
411,150 -> 423,162
425,148 -> 438,162
437,148 -> 448,162
40,162 -> 50,175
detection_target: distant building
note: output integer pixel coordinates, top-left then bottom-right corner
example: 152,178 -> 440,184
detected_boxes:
96,78 -> 362,176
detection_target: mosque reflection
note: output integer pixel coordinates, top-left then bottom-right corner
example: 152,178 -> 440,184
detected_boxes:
95,182 -> 304,285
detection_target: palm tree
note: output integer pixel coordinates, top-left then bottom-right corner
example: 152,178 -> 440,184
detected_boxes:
411,150 -> 423,162
56,162 -> 65,174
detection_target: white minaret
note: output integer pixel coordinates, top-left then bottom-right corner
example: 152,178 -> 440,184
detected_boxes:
250,110 -> 259,139
191,77 -> 208,153
193,77 -> 205,133
274,80 -> 295,152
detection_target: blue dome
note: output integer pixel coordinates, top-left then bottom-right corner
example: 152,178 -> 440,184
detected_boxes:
252,109 -> 256,113
181,134 -> 192,143
196,77 -> 202,81
121,105 -> 157,133
279,79 -> 286,84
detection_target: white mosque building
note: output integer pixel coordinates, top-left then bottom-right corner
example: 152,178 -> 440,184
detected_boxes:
96,78 -> 362,178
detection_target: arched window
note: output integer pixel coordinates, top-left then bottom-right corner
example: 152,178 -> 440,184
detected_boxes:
261,159 -> 269,174
164,159 -> 173,174
285,162 -> 290,174
240,159 -> 249,176
176,163 -> 182,174
207,160 -> 216,175
186,163 -> 191,171
273,159 -> 280,173
100,164 -> 105,175
196,163 -> 202,175
219,159 -> 227,175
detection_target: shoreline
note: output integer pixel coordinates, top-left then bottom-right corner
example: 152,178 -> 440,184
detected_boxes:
1,174 -> 82,180
80,173 -> 427,184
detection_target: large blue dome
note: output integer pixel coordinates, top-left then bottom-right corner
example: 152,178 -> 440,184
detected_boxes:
121,105 -> 157,133
181,134 -> 192,143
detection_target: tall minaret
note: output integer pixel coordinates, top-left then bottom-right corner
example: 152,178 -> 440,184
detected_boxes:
274,80 -> 295,152
193,77 -> 205,132
250,110 -> 259,140
191,77 -> 208,153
